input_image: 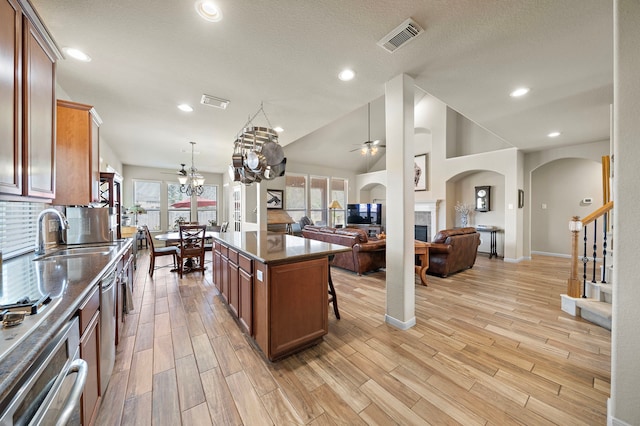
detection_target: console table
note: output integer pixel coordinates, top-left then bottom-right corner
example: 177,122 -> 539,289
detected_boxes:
476,226 -> 499,259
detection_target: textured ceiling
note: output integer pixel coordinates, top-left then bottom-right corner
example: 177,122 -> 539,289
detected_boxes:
31,0 -> 613,174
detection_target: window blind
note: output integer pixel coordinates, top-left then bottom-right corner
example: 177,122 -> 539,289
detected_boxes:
0,201 -> 46,260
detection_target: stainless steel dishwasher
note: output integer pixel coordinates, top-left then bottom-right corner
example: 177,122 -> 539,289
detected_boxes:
99,265 -> 118,394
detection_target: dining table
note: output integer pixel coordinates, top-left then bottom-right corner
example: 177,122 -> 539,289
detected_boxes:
415,240 -> 431,286
154,231 -> 218,244
155,231 -> 218,273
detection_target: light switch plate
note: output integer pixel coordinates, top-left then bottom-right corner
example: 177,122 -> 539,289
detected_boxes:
256,270 -> 263,282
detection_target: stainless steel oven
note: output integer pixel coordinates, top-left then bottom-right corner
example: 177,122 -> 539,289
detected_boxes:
0,317 -> 87,425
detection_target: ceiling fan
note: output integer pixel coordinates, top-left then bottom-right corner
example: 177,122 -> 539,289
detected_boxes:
350,103 -> 386,156
160,163 -> 188,176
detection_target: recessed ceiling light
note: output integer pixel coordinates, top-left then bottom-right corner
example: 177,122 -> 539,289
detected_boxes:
274,126 -> 284,133
63,47 -> 91,62
195,1 -> 223,22
510,87 -> 530,97
178,104 -> 194,112
338,69 -> 355,81
547,131 -> 561,138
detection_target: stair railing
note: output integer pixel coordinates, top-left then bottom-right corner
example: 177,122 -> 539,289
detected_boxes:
567,201 -> 613,298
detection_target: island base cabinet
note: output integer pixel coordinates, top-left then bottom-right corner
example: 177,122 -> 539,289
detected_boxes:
254,258 -> 328,361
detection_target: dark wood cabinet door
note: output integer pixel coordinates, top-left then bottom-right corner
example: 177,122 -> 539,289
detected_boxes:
23,17 -> 55,199
213,250 -> 222,292
0,0 -> 22,196
228,261 -> 239,317
239,268 -> 253,335
221,256 -> 229,303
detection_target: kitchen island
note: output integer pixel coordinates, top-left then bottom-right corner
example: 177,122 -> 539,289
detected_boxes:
212,232 -> 351,361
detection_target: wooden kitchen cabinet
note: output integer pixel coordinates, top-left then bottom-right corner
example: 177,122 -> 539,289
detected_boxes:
54,100 -> 102,205
78,285 -> 101,426
0,0 -> 59,200
228,248 -> 239,317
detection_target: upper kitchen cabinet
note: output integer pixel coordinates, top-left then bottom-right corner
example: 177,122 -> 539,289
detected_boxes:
54,100 -> 102,206
0,0 -> 61,200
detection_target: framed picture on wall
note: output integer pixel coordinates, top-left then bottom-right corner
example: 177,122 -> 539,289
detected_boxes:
267,189 -> 283,209
414,154 -> 427,191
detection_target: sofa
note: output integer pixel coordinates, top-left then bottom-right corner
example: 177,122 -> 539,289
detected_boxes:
428,227 -> 481,277
302,225 -> 386,275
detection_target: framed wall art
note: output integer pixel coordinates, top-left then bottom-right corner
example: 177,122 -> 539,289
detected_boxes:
414,154 -> 427,191
267,189 -> 283,209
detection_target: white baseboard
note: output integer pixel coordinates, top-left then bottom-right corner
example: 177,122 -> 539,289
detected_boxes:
503,256 -> 530,263
531,251 -> 571,258
608,398 -> 633,426
384,314 -> 416,330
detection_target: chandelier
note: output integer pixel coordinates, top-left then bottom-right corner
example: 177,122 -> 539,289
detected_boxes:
178,141 -> 205,196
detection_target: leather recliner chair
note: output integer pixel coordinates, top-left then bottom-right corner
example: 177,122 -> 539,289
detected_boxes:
428,227 -> 481,277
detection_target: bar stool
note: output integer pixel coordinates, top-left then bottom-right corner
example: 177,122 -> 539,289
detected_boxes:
328,255 -> 340,319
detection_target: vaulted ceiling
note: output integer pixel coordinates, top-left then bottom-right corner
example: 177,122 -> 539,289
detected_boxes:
32,0 -> 613,175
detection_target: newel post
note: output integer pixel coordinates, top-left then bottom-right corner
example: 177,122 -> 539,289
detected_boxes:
567,216 -> 582,298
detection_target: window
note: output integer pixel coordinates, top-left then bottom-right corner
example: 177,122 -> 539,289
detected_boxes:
0,201 -> 45,259
285,174 -> 307,222
167,183 -> 190,228
285,174 -> 348,226
133,180 -> 161,230
167,184 -> 218,229
310,176 -> 328,225
330,178 -> 347,226
197,185 -> 218,225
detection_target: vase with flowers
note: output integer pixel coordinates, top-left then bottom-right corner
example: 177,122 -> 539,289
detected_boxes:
454,201 -> 471,227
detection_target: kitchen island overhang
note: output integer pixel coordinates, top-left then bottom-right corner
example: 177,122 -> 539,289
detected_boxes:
211,232 -> 351,361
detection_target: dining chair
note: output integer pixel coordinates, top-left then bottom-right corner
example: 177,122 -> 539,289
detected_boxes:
143,225 -> 179,277
177,224 -> 207,278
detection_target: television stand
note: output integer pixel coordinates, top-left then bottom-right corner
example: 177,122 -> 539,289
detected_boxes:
346,224 -> 382,238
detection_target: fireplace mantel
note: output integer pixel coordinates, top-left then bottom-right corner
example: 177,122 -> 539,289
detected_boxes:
415,200 -> 441,241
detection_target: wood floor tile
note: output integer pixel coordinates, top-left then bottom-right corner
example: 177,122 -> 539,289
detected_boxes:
96,252 -> 610,426
153,333 -> 175,374
152,369 -> 181,425
175,354 -> 206,411
200,367 -> 243,426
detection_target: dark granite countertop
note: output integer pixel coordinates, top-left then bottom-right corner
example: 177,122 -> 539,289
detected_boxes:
213,231 -> 351,264
0,239 -> 133,408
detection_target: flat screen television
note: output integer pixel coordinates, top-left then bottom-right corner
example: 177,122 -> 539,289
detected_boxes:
346,203 -> 382,225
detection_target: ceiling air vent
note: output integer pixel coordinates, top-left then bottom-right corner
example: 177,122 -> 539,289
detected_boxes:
200,94 -> 230,109
377,18 -> 424,53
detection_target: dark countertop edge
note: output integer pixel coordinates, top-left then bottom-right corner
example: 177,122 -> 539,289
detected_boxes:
0,239 -> 133,408
212,232 -> 352,264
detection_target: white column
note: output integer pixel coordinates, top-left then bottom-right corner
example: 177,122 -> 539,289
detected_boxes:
610,0 -> 640,424
384,74 -> 416,329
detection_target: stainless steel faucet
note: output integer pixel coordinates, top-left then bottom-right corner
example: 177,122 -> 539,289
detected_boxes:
35,208 -> 69,255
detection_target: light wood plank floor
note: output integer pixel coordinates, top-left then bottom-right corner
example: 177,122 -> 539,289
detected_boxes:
96,251 -> 610,425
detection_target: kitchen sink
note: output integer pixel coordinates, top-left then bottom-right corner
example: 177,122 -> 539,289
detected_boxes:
34,245 -> 116,261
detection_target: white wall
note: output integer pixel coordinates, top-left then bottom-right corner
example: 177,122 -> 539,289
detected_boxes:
523,140 -> 609,257
530,158 -> 603,256
454,171 -> 506,257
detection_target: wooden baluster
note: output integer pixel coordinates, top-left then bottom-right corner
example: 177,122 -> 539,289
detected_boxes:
601,213 -> 608,283
567,216 -> 582,298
